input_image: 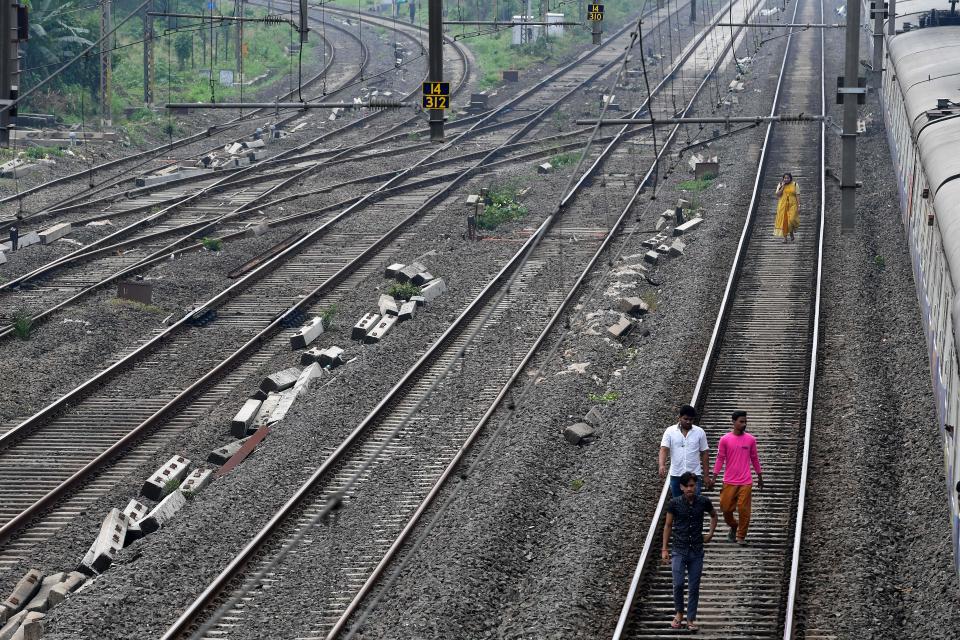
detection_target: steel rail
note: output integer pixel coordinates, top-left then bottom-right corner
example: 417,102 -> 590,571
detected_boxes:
611,0 -> 819,633
0,0 -> 657,554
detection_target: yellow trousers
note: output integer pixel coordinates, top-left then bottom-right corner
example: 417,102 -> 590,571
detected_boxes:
719,483 -> 752,540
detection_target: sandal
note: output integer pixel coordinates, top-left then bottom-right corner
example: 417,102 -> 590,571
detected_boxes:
670,614 -> 685,629
688,621 -> 700,632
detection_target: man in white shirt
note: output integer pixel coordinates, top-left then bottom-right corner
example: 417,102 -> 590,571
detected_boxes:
658,405 -> 712,496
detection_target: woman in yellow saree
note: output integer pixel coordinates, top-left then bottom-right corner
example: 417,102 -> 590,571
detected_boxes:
774,172 -> 799,243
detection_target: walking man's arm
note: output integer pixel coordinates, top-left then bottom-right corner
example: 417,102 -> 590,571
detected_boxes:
710,437 -> 726,485
659,446 -> 669,478
750,438 -> 764,490
704,505 -> 718,543
661,512 -> 673,563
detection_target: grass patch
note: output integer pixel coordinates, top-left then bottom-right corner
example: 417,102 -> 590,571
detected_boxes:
477,184 -> 528,230
641,292 -> 658,313
387,282 -> 422,300
677,176 -> 716,192
321,305 -> 338,329
549,151 -> 580,168
874,255 -> 885,270
162,479 -> 181,497
201,237 -> 224,252
588,391 -> 620,403
24,146 -> 63,160
10,311 -> 32,340
570,478 -> 585,491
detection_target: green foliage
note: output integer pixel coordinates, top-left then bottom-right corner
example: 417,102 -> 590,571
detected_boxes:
24,146 -> 63,159
202,237 -> 224,252
162,479 -> 181,496
387,282 -> 422,300
570,478 -> 585,491
874,255 -> 886,270
477,184 -> 528,230
588,391 -> 620,403
321,305 -> 338,329
11,311 -> 32,340
549,151 -> 580,168
677,176 -> 716,192
641,292 -> 658,313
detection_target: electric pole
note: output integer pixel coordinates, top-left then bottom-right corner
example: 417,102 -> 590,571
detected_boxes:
887,0 -> 896,34
235,0 -> 242,82
0,1 -> 11,145
100,0 -> 113,127
690,0 -> 696,24
840,0 -> 862,231
144,0 -> 154,104
428,0 -> 443,141
871,0 -> 885,72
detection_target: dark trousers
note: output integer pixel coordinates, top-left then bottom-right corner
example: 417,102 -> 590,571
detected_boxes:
671,547 -> 704,620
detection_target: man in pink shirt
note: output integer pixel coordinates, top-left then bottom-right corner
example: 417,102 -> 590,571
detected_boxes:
708,410 -> 763,545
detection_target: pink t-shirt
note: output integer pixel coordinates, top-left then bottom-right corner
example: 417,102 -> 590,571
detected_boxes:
713,432 -> 762,486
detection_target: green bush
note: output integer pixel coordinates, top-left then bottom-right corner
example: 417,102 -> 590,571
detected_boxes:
549,151 -> 580,168
11,311 -> 32,340
202,237 -> 224,252
387,282 -> 421,300
24,146 -> 63,160
477,185 -> 528,230
321,305 -> 338,329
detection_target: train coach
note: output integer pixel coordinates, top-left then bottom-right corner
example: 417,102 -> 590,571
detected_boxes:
879,7 -> 960,580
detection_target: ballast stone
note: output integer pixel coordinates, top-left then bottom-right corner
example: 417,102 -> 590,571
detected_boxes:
140,489 -> 187,535
39,223 -> 71,245
352,313 -> 381,340
564,422 -> 595,445
290,316 -> 325,350
2,570 -> 42,616
260,367 -> 301,393
673,217 -> 703,235
79,509 -> 127,574
141,455 -> 191,501
364,314 -> 397,343
231,398 -> 262,437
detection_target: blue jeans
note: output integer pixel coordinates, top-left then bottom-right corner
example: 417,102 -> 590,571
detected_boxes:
672,547 -> 705,620
669,475 -> 703,497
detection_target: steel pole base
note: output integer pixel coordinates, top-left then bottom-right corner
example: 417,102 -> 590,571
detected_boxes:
429,111 -> 445,142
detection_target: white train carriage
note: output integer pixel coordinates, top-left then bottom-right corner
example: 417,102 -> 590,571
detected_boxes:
881,23 -> 960,579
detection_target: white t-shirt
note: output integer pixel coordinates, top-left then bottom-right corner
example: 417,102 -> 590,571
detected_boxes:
660,424 -> 709,476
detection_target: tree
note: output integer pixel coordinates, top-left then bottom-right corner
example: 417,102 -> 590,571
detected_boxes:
174,32 -> 192,70
21,0 -> 98,108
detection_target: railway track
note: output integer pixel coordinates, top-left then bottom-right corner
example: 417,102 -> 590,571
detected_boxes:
612,0 -> 826,636
153,3 -> 769,638
0,0 -> 675,570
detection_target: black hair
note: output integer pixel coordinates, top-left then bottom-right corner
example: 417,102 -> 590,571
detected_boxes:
731,410 -> 747,421
783,172 -> 793,181
678,404 -> 697,418
678,471 -> 698,486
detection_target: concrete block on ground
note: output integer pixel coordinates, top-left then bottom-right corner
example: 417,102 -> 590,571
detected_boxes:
39,223 -> 72,245
0,252 -> 6,265
364,314 -> 397,343
537,162 -> 553,174
352,313 -> 380,340
0,610 -> 28,640
141,455 -> 191,501
208,437 -> 251,465
259,367 -> 301,393
656,244 -> 671,254
243,139 -> 266,149
618,296 -> 649,316
121,499 -> 148,546
384,263 -> 405,278
225,142 -> 243,155
249,389 -> 268,401
673,217 -> 703,235
290,316 -> 325,350
398,301 -> 416,321
318,346 -> 344,368
231,398 -> 263,438
300,347 -> 323,365
669,239 -> 686,256
16,232 -> 39,249
397,262 -> 426,283
78,509 -> 126,574
245,222 -> 270,237
378,294 -> 399,317
411,271 -> 433,286
641,236 -> 659,249
269,364 -> 322,423
643,250 -> 659,265
140,490 -> 187,535
24,574 -> 64,613
607,315 -> 633,338
19,611 -> 44,640
584,406 -> 603,426
46,572 -> 85,609
563,422 -> 595,445
676,198 -> 690,209
410,295 -> 426,307
251,392 -> 282,431
180,468 -> 214,496
420,278 -> 446,302
2,570 -> 42,616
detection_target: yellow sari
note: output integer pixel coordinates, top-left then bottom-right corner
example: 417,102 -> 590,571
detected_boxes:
774,182 -> 799,237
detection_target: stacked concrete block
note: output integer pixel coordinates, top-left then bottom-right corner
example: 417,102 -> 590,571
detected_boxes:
410,271 -> 433,286
180,468 -> 214,496
2,570 -> 42,616
384,263 -> 405,278
38,223 -> 72,245
121,499 -> 148,546
231,398 -> 262,438
352,313 -> 381,340
673,217 -> 703,235
45,573 -> 85,609
259,368 -> 301,393
364,315 -> 398,344
208,437 -> 251,465
420,278 -> 447,302
141,455 -> 191,501
23,573 -> 64,613
396,262 -> 426,283
398,301 -> 417,321
290,316 -> 325,350
378,294 -> 399,317
140,490 -> 187,535
78,509 -> 127,574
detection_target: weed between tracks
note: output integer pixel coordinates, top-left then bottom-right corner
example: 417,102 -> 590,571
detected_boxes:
201,237 -> 224,252
387,283 -> 422,300
477,184 -> 528,230
11,311 -> 32,340
588,391 -> 619,403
